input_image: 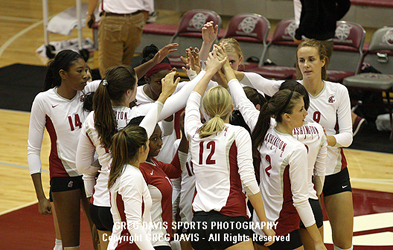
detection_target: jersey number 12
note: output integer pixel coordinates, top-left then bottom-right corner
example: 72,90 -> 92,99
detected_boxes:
199,141 -> 216,165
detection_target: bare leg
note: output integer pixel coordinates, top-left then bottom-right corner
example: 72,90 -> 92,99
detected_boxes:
80,195 -> 100,250
51,202 -> 62,250
97,230 -> 111,250
180,239 -> 194,250
52,189 -> 82,248
226,239 -> 254,250
253,242 -> 270,250
324,191 -> 353,249
300,226 -> 323,250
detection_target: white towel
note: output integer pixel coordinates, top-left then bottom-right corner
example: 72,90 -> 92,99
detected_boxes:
36,38 -> 94,58
47,3 -> 100,36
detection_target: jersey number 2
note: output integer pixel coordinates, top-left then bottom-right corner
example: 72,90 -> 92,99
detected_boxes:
199,141 -> 216,165
68,114 -> 82,131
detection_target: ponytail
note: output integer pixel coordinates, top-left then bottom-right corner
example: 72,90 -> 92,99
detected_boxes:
199,115 -> 226,138
93,81 -> 117,149
108,125 -> 147,188
93,65 -> 137,150
43,50 -> 83,91
199,86 -> 233,138
251,89 -> 303,156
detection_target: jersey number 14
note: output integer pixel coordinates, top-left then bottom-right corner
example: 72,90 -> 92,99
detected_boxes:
68,114 -> 82,131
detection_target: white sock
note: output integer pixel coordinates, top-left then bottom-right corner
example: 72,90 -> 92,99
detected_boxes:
53,239 -> 62,250
334,245 -> 353,250
171,240 -> 182,250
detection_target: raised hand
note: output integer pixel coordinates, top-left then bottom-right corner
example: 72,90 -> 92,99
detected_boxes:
181,47 -> 202,75
202,21 -> 218,44
153,43 -> 179,64
205,47 -> 227,75
160,71 -> 181,99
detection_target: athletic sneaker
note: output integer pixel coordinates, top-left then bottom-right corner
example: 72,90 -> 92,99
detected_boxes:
353,116 -> 367,136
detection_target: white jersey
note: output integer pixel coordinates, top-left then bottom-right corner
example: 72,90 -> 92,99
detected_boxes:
302,80 -> 352,175
174,139 -> 195,223
77,105 -> 148,207
28,81 -> 100,178
108,164 -> 154,250
185,91 -> 260,218
232,76 -> 352,176
240,72 -> 282,97
253,128 -> 315,237
229,79 -> 327,200
227,79 -> 315,235
101,0 -> 154,14
293,121 -> 327,199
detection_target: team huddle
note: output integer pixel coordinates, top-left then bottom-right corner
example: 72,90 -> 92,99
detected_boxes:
28,22 -> 354,250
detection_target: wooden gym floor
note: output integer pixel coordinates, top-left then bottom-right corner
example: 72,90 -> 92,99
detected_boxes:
0,0 -> 392,248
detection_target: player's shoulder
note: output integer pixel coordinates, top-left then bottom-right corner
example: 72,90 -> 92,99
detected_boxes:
228,124 -> 251,138
34,88 -> 55,101
325,80 -> 348,93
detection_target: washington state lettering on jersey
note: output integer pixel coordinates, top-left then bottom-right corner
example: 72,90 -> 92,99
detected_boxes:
114,110 -> 128,120
293,125 -> 320,137
264,133 -> 287,152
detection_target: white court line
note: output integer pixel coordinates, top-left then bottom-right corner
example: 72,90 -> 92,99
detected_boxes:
0,200 -> 38,216
0,13 -> 56,58
0,19 -> 43,58
324,212 -> 393,246
0,161 -> 49,173
351,177 -> 393,185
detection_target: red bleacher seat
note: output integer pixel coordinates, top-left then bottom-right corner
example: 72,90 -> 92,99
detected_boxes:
244,19 -> 298,80
326,21 -> 366,82
350,0 -> 393,8
142,23 -> 178,36
223,13 -> 270,67
168,9 -> 222,68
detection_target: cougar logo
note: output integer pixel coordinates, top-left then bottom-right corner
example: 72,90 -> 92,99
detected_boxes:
189,13 -> 208,30
285,21 -> 298,38
382,30 -> 393,46
238,17 -> 257,34
335,23 -> 352,41
328,95 -> 335,103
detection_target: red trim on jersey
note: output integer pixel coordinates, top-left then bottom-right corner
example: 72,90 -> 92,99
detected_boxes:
340,147 -> 348,171
45,115 -> 69,179
275,165 -> 301,236
115,192 -> 139,250
220,142 -> 248,218
86,132 -> 95,147
140,159 -> 175,237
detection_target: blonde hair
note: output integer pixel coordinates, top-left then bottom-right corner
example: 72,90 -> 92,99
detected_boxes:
219,38 -> 243,63
199,86 -> 233,138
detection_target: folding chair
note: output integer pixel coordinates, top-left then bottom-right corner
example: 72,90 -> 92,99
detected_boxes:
168,9 -> 222,68
327,21 -> 366,82
244,19 -> 298,79
223,13 -> 270,70
343,27 -> 393,139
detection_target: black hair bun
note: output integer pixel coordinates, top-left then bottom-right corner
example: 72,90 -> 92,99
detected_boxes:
142,44 -> 159,61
